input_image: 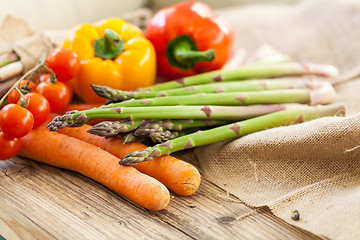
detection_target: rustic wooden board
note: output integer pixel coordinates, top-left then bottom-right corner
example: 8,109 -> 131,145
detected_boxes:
0,155 -> 324,240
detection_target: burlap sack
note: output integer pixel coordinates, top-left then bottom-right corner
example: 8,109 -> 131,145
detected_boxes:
0,15 -> 66,72
192,0 -> 360,239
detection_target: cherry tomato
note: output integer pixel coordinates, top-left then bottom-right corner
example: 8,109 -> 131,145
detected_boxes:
46,48 -> 80,82
35,80 -> 72,113
37,73 -> 73,93
7,79 -> 37,104
0,104 -> 34,138
18,93 -> 50,128
0,131 -> 22,160
35,73 -> 51,84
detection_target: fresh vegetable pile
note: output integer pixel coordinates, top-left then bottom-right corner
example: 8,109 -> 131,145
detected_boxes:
0,1 -> 346,211
47,61 -> 345,167
0,48 -> 201,209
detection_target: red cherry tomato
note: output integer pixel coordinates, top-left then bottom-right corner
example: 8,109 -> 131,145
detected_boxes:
35,80 -> 72,113
0,131 -> 22,160
18,93 -> 51,128
7,79 -> 37,104
0,104 -> 34,138
36,73 -> 51,84
46,48 -> 80,82
37,73 -> 73,92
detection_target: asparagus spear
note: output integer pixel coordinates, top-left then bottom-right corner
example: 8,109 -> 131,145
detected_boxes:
47,104 -> 307,131
134,123 -> 197,142
141,119 -> 230,131
103,84 -> 335,107
137,127 -> 180,144
119,103 -> 346,166
148,128 -> 198,144
123,132 -> 138,144
88,118 -> 230,138
137,62 -> 339,92
134,122 -> 173,138
87,118 -> 151,137
121,129 -> 179,144
122,128 -> 187,144
91,84 -> 148,102
92,78 -> 327,101
148,130 -> 179,143
131,124 -> 199,144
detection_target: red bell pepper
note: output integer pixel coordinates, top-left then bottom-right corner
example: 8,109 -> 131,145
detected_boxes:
145,1 -> 234,81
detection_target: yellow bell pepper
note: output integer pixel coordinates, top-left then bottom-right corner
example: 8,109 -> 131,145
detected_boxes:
63,18 -> 156,103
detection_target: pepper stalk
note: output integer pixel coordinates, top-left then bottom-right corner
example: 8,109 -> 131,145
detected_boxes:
93,29 -> 125,60
166,35 -> 215,70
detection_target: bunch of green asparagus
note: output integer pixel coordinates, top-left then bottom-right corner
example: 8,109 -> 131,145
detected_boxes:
47,62 -> 345,166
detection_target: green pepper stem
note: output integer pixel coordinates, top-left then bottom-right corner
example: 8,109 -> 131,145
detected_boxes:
175,47 -> 215,65
166,35 -> 215,70
93,29 -> 124,60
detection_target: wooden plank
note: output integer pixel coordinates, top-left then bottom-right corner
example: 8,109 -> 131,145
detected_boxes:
0,158 -> 191,240
0,157 -> 323,239
0,199 -> 51,240
152,181 -> 323,240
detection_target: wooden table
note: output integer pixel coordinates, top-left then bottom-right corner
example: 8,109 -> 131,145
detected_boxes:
0,149 -> 324,240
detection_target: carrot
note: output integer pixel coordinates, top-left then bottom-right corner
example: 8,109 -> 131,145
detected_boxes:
54,121 -> 201,196
18,126 -> 170,211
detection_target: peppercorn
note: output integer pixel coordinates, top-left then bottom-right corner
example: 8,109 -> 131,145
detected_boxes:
291,209 -> 300,221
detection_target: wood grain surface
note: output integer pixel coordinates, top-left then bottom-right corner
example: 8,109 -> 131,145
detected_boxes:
0,154 -> 324,240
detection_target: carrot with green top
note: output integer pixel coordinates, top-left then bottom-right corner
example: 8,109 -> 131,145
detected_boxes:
18,126 -> 170,211
56,122 -> 201,196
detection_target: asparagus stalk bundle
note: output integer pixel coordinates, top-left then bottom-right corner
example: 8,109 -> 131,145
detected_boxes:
48,103 -> 310,131
89,118 -> 183,143
47,59 -> 344,165
134,119 -> 230,132
89,118 -> 230,141
92,62 -> 338,102
100,82 -> 335,108
136,62 -> 338,92
91,78 -> 328,102
119,103 -> 345,165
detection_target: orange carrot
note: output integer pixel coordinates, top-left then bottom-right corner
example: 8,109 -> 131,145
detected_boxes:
18,126 -> 170,211
56,123 -> 201,196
